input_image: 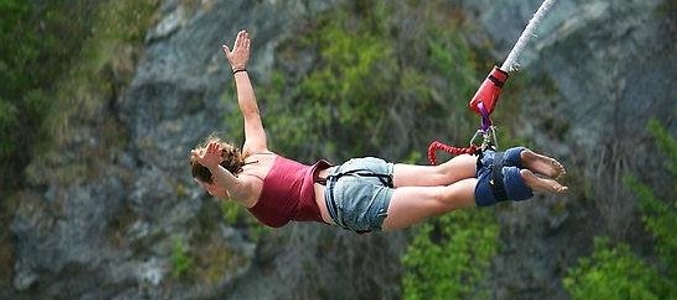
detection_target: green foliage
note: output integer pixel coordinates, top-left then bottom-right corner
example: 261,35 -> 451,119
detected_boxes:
49,0 -> 158,137
220,201 -> 242,224
647,118 -> 677,177
259,2 -> 398,159
401,209 -> 499,300
426,28 -> 480,107
0,0 -> 35,95
0,0 -> 158,192
626,175 -> 677,272
219,201 -> 267,241
0,1 -> 48,190
422,26 -> 485,142
171,236 -> 193,279
564,118 -> 677,299
630,118 -> 677,272
563,237 -> 668,300
0,98 -> 18,156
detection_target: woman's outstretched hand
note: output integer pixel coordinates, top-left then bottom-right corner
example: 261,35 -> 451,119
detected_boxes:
222,29 -> 250,71
191,141 -> 222,169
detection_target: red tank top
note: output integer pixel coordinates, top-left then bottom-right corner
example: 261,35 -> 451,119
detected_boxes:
247,155 -> 331,228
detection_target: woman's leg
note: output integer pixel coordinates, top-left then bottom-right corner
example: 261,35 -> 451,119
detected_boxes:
392,154 -> 477,187
381,179 -> 477,230
381,173 -> 568,230
390,148 -> 566,189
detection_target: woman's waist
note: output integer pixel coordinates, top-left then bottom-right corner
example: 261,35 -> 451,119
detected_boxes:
314,168 -> 335,225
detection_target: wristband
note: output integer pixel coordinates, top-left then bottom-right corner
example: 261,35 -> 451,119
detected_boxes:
232,68 -> 247,75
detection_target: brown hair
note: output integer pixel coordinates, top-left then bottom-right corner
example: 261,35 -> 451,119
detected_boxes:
190,136 -> 246,183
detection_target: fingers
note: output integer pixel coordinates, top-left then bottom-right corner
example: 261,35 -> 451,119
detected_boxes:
221,30 -> 245,53
206,141 -> 222,155
191,143 -> 220,166
238,29 -> 247,39
234,30 -> 249,50
191,143 -> 217,157
234,30 -> 247,48
207,142 -> 217,154
233,32 -> 241,49
221,31 -> 248,53
222,30 -> 250,69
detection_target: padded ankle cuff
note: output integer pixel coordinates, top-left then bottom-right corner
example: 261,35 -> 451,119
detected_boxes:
474,170 -> 497,207
475,151 -> 506,206
502,166 -> 534,201
474,165 -> 535,206
503,147 -> 525,168
476,147 -> 524,174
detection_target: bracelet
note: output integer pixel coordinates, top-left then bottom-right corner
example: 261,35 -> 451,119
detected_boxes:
232,68 -> 247,75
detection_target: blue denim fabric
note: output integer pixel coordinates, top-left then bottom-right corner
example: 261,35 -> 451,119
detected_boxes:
324,157 -> 395,232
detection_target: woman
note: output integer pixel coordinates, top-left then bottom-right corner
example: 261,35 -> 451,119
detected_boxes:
190,30 -> 568,233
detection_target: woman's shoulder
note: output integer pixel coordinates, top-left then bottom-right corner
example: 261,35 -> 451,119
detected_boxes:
240,151 -> 278,177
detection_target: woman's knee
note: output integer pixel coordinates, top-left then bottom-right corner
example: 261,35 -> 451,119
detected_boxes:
436,155 -> 477,182
439,179 -> 477,209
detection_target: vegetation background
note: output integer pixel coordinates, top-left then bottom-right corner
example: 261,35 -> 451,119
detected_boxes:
1,0 -> 675,299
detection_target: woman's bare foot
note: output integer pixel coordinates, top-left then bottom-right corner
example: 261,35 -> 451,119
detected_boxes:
520,149 -> 567,180
520,169 -> 568,194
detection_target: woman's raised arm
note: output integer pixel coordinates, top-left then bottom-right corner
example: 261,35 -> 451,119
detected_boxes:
222,30 -> 268,154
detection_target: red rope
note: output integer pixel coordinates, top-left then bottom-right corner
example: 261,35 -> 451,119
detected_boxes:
427,140 -> 479,165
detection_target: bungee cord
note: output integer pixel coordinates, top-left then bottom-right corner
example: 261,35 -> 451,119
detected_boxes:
501,0 -> 559,73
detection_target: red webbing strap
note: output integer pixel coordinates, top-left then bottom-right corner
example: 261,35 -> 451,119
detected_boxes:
427,140 -> 479,165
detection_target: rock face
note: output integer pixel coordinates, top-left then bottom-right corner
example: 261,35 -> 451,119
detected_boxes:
4,0 -> 675,299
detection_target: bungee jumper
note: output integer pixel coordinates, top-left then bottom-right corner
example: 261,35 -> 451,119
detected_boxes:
189,0 -> 567,234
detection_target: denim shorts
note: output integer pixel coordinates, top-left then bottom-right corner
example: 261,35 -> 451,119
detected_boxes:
324,157 -> 395,233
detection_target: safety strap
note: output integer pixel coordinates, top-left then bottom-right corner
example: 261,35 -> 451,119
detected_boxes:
489,152 -> 509,202
317,169 -> 393,188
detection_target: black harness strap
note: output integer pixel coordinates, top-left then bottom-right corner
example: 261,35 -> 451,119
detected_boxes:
489,152 -> 509,202
316,169 -> 393,188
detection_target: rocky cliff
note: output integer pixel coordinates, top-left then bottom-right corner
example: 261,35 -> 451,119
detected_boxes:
4,0 -> 675,299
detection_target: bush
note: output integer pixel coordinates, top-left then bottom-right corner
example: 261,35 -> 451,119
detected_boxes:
0,1 -> 98,191
563,237 -> 666,300
564,118 -> 677,299
258,2 -> 398,160
401,209 -> 498,300
171,237 -> 193,279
